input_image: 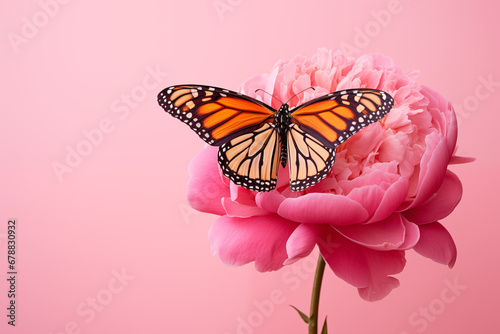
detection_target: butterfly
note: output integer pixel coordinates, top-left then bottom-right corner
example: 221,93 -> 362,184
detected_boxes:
158,85 -> 394,192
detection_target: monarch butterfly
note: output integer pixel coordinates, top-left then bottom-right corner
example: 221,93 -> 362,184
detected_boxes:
158,85 -> 394,192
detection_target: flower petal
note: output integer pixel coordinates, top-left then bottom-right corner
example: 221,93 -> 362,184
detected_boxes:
413,222 -> 457,268
400,133 -> 449,210
339,165 -> 409,224
208,215 -> 299,272
357,277 -> 401,302
319,227 -> 406,301
420,85 -> 457,156
334,213 -> 406,250
222,197 -> 270,218
346,185 -> 385,220
339,162 -> 398,194
403,170 -> 462,224
377,131 -> 409,163
229,182 -> 258,206
341,122 -> 384,159
368,176 -> 409,223
285,224 -> 319,265
278,193 -> 368,225
398,216 -> 420,250
187,146 -> 229,215
255,191 -> 286,214
449,155 -> 475,164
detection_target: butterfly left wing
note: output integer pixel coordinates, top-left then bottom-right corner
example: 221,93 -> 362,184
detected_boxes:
218,123 -> 281,192
287,89 -> 394,191
158,85 -> 275,146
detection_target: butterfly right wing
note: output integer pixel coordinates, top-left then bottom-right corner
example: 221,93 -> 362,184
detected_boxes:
289,89 -> 394,148
287,123 -> 336,191
218,123 -> 281,192
287,88 -> 394,191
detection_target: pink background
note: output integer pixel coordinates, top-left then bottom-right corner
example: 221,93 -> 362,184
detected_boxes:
1,0 -> 499,333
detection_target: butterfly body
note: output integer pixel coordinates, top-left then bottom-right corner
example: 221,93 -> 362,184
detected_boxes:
158,85 -> 394,192
274,104 -> 291,167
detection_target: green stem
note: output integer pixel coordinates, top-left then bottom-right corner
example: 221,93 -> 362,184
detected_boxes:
309,254 -> 326,334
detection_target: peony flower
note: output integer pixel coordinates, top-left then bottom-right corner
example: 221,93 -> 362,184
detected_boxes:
187,48 -> 467,302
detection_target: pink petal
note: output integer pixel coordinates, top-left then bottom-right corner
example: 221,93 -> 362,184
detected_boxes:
358,277 -> 400,302
449,155 -> 475,164
187,146 -> 229,215
400,133 -> 449,210
368,176 -> 409,223
307,173 -> 342,194
445,105 -> 458,158
208,215 -> 299,272
319,227 -> 406,301
315,48 -> 334,70
292,74 -> 312,96
230,182 -> 257,206
420,86 -> 458,157
276,164 -> 290,190
403,170 -> 462,224
221,197 -> 270,218
334,213 -> 406,250
377,131 -> 409,163
339,165 -> 409,224
255,191 -> 286,214
342,122 -> 384,158
346,185 -> 385,219
277,193 -> 368,225
420,87 -> 450,146
398,216 -> 420,250
314,70 -> 336,92
339,163 -> 398,194
285,224 -> 319,265
413,222 -> 457,268
218,167 -> 231,187
239,74 -> 269,102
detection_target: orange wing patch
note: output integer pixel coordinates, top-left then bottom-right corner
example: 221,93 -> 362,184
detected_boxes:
332,106 -> 354,119
211,112 -> 274,140
294,115 -> 338,142
291,100 -> 339,115
218,97 -> 273,113
197,102 -> 223,115
318,112 -> 346,131
203,108 -> 239,128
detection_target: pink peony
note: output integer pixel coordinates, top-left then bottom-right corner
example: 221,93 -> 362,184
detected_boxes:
187,49 -> 467,301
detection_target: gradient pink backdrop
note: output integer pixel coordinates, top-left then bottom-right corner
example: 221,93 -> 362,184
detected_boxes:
1,0 -> 499,333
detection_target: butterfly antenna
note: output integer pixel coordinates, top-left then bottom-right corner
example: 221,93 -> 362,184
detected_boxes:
285,87 -> 316,105
254,89 -> 283,105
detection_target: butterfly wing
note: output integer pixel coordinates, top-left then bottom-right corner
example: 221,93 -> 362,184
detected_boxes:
158,85 -> 275,146
287,89 -> 394,190
290,89 -> 394,147
218,123 -> 281,192
287,123 -> 336,191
